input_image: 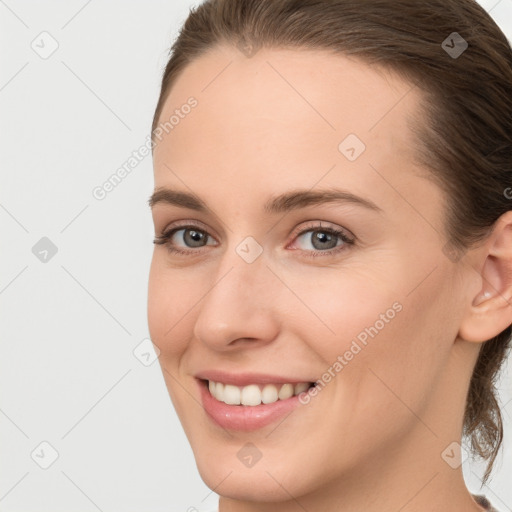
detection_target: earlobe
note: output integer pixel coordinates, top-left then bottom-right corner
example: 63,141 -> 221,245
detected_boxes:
458,212 -> 512,343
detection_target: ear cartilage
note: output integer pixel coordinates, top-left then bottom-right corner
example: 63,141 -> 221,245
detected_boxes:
474,290 -> 492,306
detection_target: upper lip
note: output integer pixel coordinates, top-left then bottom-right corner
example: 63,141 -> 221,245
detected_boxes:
195,370 -> 315,387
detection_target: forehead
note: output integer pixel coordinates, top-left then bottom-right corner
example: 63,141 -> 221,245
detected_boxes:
152,45 -> 430,211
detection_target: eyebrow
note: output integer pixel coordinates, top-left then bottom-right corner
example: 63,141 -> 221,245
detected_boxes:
148,187 -> 382,214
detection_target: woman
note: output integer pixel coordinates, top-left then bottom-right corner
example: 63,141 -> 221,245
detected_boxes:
147,0 -> 511,510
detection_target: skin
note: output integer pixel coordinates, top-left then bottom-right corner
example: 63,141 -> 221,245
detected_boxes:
148,45 -> 512,511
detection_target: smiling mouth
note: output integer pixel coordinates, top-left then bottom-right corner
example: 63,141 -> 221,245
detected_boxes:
202,379 -> 316,406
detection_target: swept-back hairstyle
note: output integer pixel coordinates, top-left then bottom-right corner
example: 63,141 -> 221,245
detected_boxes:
152,0 -> 512,483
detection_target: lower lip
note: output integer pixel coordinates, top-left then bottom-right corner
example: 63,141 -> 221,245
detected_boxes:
197,379 -> 310,431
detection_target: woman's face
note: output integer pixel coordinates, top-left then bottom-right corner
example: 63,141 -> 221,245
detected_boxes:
148,46 -> 479,503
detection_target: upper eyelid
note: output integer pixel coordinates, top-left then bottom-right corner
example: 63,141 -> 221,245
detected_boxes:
162,219 -> 215,237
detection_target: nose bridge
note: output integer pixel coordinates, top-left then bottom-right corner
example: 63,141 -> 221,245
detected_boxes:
193,239 -> 278,347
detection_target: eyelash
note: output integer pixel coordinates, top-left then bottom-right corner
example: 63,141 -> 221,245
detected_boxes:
153,221 -> 355,259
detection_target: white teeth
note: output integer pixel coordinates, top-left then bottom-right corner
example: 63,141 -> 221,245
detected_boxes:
261,384 -> 278,404
241,384 -> 261,406
294,382 -> 310,394
223,384 -> 241,405
278,383 -> 294,400
213,382 -> 224,401
207,380 -> 312,406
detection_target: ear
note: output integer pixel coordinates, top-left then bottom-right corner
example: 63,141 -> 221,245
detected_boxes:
458,211 -> 512,343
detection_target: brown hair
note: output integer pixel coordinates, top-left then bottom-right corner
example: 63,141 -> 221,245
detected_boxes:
151,0 -> 512,484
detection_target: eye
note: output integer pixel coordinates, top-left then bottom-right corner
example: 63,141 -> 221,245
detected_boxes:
153,224 -> 217,255
289,222 -> 355,258
153,221 -> 355,258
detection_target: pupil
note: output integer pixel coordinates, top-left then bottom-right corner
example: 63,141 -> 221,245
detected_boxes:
186,229 -> 205,247
313,231 -> 336,250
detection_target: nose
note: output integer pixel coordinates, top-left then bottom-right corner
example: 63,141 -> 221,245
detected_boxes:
192,247 -> 280,351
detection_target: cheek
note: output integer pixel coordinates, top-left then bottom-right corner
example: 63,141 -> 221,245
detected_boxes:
147,258 -> 198,420
283,265 -> 402,359
147,257 -> 166,345
147,256 -> 194,360
336,269 -> 456,427
288,261 -> 453,410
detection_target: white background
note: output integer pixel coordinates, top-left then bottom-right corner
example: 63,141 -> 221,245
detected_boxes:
1,1 -> 511,511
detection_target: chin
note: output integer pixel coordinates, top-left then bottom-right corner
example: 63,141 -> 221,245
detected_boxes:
197,465 -> 297,502
194,449 -> 323,503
